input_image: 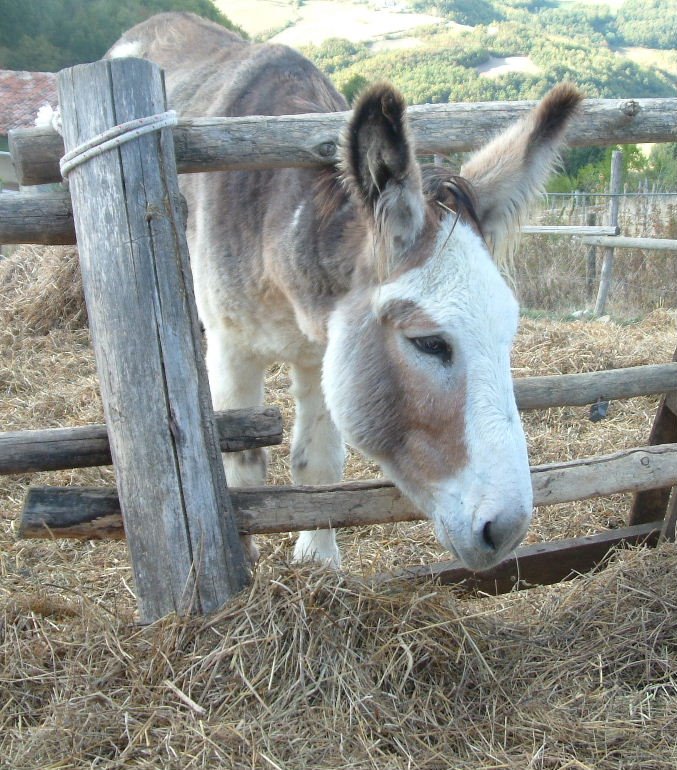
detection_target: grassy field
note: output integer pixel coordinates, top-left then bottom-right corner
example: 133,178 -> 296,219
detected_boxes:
214,0 -> 443,44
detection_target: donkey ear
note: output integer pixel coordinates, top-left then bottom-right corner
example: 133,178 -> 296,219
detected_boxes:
461,83 -> 583,254
341,83 -> 425,257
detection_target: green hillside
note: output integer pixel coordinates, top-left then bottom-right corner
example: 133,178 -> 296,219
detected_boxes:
1,0 -> 675,191
301,0 -> 677,104
0,0 -> 245,72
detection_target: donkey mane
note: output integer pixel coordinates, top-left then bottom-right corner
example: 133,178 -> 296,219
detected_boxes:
312,164 -> 484,283
420,167 -> 482,232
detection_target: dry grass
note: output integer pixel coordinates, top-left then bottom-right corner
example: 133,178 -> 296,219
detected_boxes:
516,196 -> 677,316
1,244 -> 677,769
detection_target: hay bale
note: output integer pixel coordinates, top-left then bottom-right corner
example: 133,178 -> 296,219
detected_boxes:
0,244 -> 86,333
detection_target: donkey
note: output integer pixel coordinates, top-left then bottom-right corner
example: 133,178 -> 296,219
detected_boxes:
108,12 -> 581,571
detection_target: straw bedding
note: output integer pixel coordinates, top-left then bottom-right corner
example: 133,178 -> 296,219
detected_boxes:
1,245 -> 677,769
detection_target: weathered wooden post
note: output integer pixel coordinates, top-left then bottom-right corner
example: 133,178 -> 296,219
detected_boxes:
594,149 -> 623,316
630,348 -> 677,528
585,212 -> 597,303
58,57 -> 250,622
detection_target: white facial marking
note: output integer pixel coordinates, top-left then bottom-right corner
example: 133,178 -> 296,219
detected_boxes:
370,214 -> 532,569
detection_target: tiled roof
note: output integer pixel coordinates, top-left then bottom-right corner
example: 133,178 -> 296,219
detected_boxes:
0,70 -> 58,134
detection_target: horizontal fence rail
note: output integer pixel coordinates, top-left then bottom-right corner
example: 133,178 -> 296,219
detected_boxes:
513,362 -> 677,410
0,407 -> 282,475
382,522 -> 661,593
9,97 -> 677,187
0,189 -> 75,245
0,203 -> 630,246
3,364 -> 676,476
520,225 -> 620,236
19,443 -> 677,539
581,236 -> 677,251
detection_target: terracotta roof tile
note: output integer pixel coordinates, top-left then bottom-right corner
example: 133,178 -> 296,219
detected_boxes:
0,70 -> 58,134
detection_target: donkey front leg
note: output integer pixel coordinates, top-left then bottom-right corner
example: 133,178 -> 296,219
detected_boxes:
206,337 -> 267,563
291,364 -> 346,568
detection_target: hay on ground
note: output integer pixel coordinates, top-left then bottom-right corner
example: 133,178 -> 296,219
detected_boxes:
1,243 -> 677,768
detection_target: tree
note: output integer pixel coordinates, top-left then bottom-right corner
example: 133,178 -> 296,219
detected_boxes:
339,74 -> 369,105
613,0 -> 677,50
0,0 -> 245,71
648,143 -> 677,191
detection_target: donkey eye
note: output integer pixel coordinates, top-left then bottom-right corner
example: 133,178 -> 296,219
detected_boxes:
410,335 -> 453,365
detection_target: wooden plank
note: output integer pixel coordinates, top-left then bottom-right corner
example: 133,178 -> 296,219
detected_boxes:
630,347 -> 677,526
10,97 -> 677,186
514,362 -> 677,410
0,188 -> 75,245
594,149 -> 623,316
1,202 -> 636,247
582,236 -> 677,250
382,523 -> 661,594
0,407 -> 282,475
19,443 -> 677,540
4,362 -> 675,474
58,58 -> 249,622
659,491 -> 677,542
585,212 -> 597,302
520,225 -> 619,236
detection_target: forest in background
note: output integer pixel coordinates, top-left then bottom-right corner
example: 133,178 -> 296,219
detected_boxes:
0,0 -> 245,72
1,0 -> 675,191
303,0 -> 676,104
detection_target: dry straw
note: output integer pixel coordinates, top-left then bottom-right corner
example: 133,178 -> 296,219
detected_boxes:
1,244 -> 677,768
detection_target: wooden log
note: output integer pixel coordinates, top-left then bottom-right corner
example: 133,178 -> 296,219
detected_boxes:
382,523 -> 661,594
0,188 -> 75,244
0,407 -> 282,475
3,361 -> 674,476
19,443 -> 677,540
519,224 -> 619,236
9,97 -> 677,186
630,349 -> 677,526
594,150 -> 623,316
0,201 -> 631,247
514,362 -> 677,410
581,236 -> 677,251
58,57 -> 249,622
585,212 -> 597,302
659,491 -> 677,542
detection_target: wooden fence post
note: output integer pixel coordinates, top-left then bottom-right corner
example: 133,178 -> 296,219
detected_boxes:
594,149 -> 623,315
585,212 -> 597,302
58,57 -> 250,622
630,347 -> 677,527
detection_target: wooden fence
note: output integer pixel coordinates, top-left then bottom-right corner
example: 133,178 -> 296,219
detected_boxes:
1,57 -> 677,621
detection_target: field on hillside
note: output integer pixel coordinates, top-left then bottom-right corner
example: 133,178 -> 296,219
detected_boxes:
214,0 -> 677,101
216,0 -> 443,44
2,239 -> 677,768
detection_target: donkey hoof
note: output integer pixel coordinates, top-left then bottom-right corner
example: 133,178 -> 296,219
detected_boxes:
293,531 -> 341,570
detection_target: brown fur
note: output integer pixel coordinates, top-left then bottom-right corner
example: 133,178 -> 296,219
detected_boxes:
461,82 -> 583,257
106,13 -> 581,568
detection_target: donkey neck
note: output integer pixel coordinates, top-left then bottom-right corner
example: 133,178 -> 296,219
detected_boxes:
268,166 -> 370,343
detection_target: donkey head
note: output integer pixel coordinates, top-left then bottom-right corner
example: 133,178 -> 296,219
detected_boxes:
323,83 -> 581,571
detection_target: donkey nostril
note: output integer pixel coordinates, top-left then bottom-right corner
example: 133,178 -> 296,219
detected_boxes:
482,521 -> 496,550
